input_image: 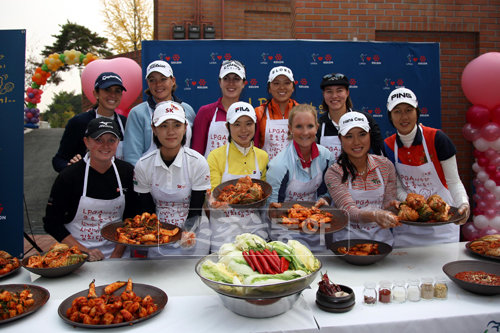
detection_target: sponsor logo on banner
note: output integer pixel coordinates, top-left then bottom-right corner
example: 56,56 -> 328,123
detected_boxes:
358,53 -> 381,65
260,52 -> 269,64
0,203 -> 5,221
183,78 -> 208,90
209,52 -> 220,64
183,78 -> 192,91
349,78 -> 358,89
273,53 -> 284,64
298,78 -> 309,89
383,78 -> 404,90
310,53 -> 334,65
196,78 -> 208,90
248,78 -> 259,89
420,106 -> 430,118
361,106 -> 383,118
406,53 -> 429,66
163,54 -> 182,64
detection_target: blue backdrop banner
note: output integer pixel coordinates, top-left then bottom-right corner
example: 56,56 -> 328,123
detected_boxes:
0,30 -> 25,257
142,39 -> 441,138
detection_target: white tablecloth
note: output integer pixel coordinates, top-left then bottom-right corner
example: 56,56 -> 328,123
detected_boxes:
2,242 -> 500,332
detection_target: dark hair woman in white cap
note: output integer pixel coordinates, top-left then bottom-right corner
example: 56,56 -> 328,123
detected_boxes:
192,60 -> 252,158
325,111 -> 400,246
266,104 -> 333,253
384,87 -> 469,247
317,72 -> 384,162
134,101 -> 211,256
52,72 -> 127,172
206,102 -> 269,252
44,118 -> 139,261
255,66 -> 299,160
123,60 -> 196,166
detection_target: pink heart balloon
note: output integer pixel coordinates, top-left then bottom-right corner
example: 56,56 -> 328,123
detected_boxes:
81,58 -> 142,116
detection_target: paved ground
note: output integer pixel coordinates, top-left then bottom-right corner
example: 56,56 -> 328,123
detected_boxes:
23,128 -> 63,254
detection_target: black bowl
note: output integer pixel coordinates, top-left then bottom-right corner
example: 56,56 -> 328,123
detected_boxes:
212,178 -> 272,209
21,252 -> 88,278
316,285 -> 355,312
442,260 -> 500,296
328,239 -> 392,266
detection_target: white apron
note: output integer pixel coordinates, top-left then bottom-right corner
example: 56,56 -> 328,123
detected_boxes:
319,122 -> 342,162
330,168 -> 394,245
95,113 -> 125,160
270,148 -> 326,253
145,104 -> 193,158
204,107 -> 228,158
148,150 -> 210,256
393,126 -> 458,247
262,107 -> 290,160
209,144 -> 266,252
65,155 -> 126,258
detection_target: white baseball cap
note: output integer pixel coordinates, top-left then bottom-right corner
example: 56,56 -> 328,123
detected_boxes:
387,87 -> 418,112
146,60 -> 174,79
268,66 -> 294,83
226,102 -> 257,124
152,101 -> 186,126
219,60 -> 245,79
339,111 -> 370,136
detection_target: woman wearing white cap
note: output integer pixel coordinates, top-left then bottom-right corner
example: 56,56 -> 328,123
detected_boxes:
44,118 -> 139,261
317,72 -> 384,161
206,102 -> 269,251
255,66 -> 299,160
133,101 -> 211,256
192,60 -> 255,158
384,87 -> 469,247
52,71 -> 128,172
123,60 -> 196,166
324,112 -> 400,245
266,104 -> 333,253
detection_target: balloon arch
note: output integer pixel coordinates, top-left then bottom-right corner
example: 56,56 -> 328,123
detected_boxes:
461,52 -> 500,240
25,50 -> 142,127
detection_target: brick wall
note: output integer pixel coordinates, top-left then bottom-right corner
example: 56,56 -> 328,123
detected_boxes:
152,0 -> 500,199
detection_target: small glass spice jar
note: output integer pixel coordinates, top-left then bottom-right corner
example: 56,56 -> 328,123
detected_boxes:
407,278 -> 421,302
378,280 -> 392,304
363,281 -> 377,305
434,277 -> 448,300
420,277 -> 434,300
392,280 -> 407,303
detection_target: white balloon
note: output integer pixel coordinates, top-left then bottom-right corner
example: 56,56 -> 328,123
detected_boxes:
472,162 -> 483,173
485,179 -> 497,191
494,186 -> 500,199
473,215 -> 489,230
474,138 -> 490,152
490,216 -> 500,230
492,137 -> 500,151
477,170 -> 490,182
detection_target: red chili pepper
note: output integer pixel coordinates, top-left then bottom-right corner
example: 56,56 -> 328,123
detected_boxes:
272,250 -> 281,271
242,251 -> 255,271
263,249 -> 281,273
249,249 -> 264,274
280,257 -> 289,273
255,250 -> 273,274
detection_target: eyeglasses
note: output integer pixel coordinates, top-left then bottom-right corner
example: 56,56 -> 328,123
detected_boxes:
322,73 -> 346,81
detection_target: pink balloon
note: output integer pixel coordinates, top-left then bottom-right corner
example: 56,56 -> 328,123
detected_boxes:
485,148 -> 498,160
485,208 -> 497,219
477,200 -> 488,211
484,192 -> 496,204
479,226 -> 500,237
462,123 -> 481,142
480,122 -> 500,141
472,177 -> 483,188
466,105 -> 491,128
476,185 -> 487,197
81,57 -> 142,116
473,149 -> 485,159
494,171 -> 500,185
492,106 -> 500,125
462,222 -> 480,241
486,164 -> 497,176
461,52 -> 500,110
472,193 -> 481,203
473,138 -> 491,152
477,157 -> 489,167
491,156 -> 500,168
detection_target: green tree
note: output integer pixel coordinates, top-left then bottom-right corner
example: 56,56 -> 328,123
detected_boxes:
45,91 -> 82,128
102,0 -> 153,53
40,21 -> 112,85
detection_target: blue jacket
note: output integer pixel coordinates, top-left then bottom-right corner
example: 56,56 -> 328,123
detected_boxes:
123,95 -> 196,166
266,142 -> 333,204
52,108 -> 127,172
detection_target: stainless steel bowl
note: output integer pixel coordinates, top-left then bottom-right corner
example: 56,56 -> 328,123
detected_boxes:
195,253 -> 322,299
217,292 -> 302,318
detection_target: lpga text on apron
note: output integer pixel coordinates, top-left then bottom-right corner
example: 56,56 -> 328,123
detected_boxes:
204,107 -> 228,159
262,107 -> 290,160
209,144 -> 265,252
96,112 -> 126,160
270,148 -> 326,253
149,150 -> 210,256
328,167 -> 394,246
65,154 -> 125,258
144,103 -> 193,158
319,122 -> 342,162
392,125 -> 458,247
